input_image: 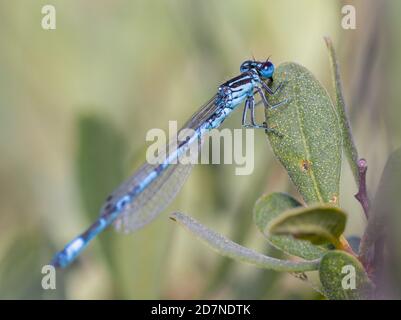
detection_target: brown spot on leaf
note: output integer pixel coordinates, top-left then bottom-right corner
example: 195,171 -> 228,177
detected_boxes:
329,194 -> 338,204
300,160 -> 312,172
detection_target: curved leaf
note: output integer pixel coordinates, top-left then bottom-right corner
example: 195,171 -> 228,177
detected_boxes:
319,250 -> 374,300
170,212 -> 320,272
268,205 -> 347,246
265,62 -> 342,205
253,193 -> 326,260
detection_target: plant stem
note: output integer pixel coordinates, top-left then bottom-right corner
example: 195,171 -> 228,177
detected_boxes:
324,36 -> 360,186
354,158 -> 370,219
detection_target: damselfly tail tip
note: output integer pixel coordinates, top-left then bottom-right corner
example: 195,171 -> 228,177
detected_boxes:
49,258 -> 59,269
49,237 -> 86,269
49,252 -> 67,269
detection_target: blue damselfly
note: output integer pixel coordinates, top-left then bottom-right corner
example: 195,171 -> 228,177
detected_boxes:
51,59 -> 287,268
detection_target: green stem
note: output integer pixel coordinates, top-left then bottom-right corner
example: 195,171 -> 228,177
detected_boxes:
324,36 -> 360,186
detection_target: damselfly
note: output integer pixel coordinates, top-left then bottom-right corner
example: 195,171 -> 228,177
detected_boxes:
51,59 -> 287,268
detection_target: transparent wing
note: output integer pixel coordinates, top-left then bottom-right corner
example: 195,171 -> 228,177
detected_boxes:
114,161 -> 193,233
183,94 -> 220,130
100,95 -> 220,233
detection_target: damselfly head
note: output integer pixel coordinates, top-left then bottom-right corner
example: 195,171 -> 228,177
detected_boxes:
240,58 -> 275,79
259,60 -> 275,79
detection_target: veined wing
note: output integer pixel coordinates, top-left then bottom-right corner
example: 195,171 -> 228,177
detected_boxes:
182,94 -> 220,130
113,161 -> 193,232
101,95 -> 220,233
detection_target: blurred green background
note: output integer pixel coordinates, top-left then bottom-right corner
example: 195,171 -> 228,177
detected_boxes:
0,0 -> 399,299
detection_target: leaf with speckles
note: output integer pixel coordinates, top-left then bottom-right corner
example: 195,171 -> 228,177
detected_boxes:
265,62 -> 342,206
170,212 -> 320,272
319,251 -> 374,300
253,192 -> 327,260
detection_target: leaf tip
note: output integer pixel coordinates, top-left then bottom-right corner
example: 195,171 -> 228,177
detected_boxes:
323,36 -> 333,47
169,212 -> 180,222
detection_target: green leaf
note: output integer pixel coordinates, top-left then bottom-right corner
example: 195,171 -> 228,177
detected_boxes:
324,37 -> 360,186
265,62 -> 342,205
171,212 -> 320,272
268,205 -> 347,246
254,193 -> 327,260
319,250 -> 374,300
76,114 -> 126,219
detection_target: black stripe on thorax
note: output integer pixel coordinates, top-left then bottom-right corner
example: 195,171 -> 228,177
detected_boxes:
223,73 -> 253,89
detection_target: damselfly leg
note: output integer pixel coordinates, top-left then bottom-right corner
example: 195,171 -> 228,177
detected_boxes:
249,96 -> 268,129
257,83 -> 289,110
262,79 -> 286,95
241,94 -> 281,135
242,95 -> 268,129
241,97 -> 250,126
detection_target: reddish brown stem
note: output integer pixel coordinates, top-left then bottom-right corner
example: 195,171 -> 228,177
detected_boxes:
354,158 -> 370,219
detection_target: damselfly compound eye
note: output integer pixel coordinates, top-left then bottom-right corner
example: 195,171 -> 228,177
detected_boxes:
259,61 -> 275,79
